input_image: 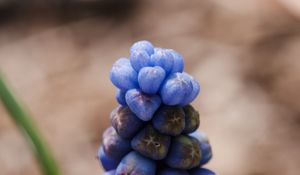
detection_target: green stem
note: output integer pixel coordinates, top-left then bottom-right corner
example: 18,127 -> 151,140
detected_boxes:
0,73 -> 61,175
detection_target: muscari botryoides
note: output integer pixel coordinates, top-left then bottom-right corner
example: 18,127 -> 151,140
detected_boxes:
98,40 -> 216,175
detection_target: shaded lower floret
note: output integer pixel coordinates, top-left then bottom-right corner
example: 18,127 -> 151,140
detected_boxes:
165,135 -> 201,169
131,125 -> 171,160
98,146 -> 119,171
116,151 -> 156,175
110,105 -> 144,139
152,105 -> 185,136
183,105 -> 200,134
102,127 -> 131,160
189,131 -> 213,165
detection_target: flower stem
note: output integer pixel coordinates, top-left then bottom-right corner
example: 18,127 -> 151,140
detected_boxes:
0,73 -> 61,175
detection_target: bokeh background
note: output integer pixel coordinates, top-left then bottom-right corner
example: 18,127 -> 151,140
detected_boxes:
1,0 -> 300,175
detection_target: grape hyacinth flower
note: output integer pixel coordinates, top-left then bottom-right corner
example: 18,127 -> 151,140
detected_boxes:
98,40 -> 216,174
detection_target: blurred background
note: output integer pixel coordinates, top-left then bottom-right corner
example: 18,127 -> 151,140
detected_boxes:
0,0 -> 300,174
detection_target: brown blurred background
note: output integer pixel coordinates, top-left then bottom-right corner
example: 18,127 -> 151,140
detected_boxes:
0,0 -> 300,175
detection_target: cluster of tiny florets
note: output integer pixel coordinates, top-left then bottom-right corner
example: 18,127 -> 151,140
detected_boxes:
98,40 -> 215,175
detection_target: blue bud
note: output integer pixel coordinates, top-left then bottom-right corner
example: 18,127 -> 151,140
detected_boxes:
151,48 -> 174,74
152,105 -> 185,136
138,66 -> 166,94
168,49 -> 184,74
180,72 -> 200,106
98,145 -> 119,171
102,127 -> 131,160
190,168 -> 216,175
125,89 -> 161,121
110,58 -> 138,90
104,170 -> 116,175
116,151 -> 156,175
130,40 -> 154,56
131,125 -> 171,160
159,168 -> 189,175
116,89 -> 127,106
130,50 -> 152,72
110,105 -> 144,139
160,73 -> 193,105
189,131 -> 213,165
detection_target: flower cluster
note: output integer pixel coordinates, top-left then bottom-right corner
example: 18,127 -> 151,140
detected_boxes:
98,41 -> 216,175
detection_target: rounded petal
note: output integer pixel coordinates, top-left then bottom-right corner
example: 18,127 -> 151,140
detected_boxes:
151,48 -> 174,74
125,89 -> 161,121
180,72 -> 200,106
110,58 -> 138,90
168,49 -> 184,74
138,66 -> 166,94
160,73 -> 193,105
130,50 -> 152,72
130,40 -> 154,56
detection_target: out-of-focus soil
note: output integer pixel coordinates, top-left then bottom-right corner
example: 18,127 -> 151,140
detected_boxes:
0,0 -> 300,175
